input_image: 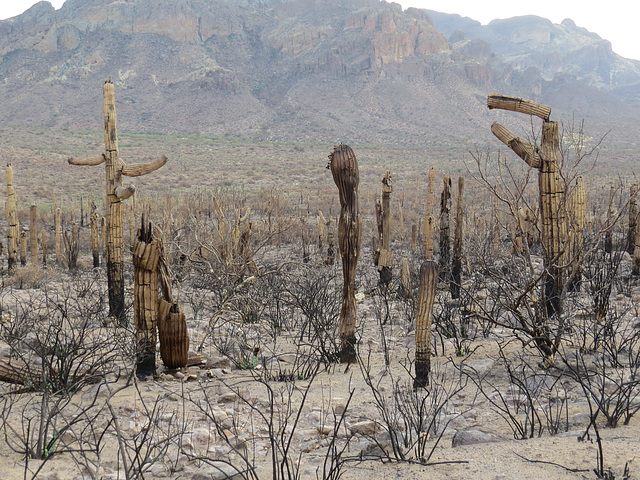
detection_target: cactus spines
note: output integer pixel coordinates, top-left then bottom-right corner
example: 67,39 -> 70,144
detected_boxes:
414,261 -> 438,389
328,144 -> 361,363
451,177 -> 464,299
6,164 -> 19,272
68,80 -> 167,325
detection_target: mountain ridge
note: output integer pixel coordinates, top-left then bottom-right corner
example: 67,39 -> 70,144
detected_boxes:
1,0 -> 639,147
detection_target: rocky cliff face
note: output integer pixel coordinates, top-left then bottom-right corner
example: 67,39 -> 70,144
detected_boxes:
1,0 -> 639,144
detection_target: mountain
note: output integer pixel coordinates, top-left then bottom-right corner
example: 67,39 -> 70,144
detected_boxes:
1,0 -> 640,146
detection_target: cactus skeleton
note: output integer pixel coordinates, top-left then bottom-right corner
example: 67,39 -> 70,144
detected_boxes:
5,164 -> 19,271
328,144 -> 361,363
488,93 -> 567,320
68,80 -> 167,324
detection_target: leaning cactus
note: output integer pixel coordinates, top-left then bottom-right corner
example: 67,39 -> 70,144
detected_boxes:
488,94 -> 567,319
328,144 -> 361,363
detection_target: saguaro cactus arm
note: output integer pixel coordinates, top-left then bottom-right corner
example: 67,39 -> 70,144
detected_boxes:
487,94 -> 551,121
122,156 -> 168,177
115,185 -> 136,200
491,122 -> 542,168
67,155 -> 106,166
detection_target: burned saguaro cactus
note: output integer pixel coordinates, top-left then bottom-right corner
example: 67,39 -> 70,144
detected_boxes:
439,176 -> 452,281
451,177 -> 464,299
377,170 -> 393,285
604,185 -> 615,254
41,227 -> 47,266
68,80 -> 167,325
628,184 -> 638,255
30,205 -> 38,265
63,223 -> 79,270
488,94 -> 567,319
132,217 -> 160,376
55,206 -> 62,264
423,168 -> 436,261
567,176 -> 586,291
19,231 -> 27,266
90,196 -> 100,268
414,261 -> 438,388
6,164 -> 19,271
328,144 -> 361,363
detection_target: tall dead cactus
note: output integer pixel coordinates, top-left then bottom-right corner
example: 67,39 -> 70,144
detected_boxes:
488,93 -> 567,319
328,144 -> 361,363
68,80 -> 167,324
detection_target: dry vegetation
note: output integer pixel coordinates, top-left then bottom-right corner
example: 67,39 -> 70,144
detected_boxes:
0,118 -> 639,480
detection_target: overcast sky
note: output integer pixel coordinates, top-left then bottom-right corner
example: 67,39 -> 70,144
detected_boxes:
2,0 -> 639,60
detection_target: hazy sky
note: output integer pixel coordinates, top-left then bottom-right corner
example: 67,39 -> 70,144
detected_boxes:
2,0 -> 639,60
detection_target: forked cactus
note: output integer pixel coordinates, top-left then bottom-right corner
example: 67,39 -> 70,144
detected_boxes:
69,80 -> 167,324
328,144 -> 361,363
488,94 -> 567,319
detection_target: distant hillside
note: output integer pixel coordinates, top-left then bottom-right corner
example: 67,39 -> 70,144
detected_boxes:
1,0 -> 640,147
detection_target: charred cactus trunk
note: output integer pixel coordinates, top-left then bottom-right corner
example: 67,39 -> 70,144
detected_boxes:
414,261 -> 438,388
6,164 -> 19,272
328,144 -> 361,363
423,168 -> 436,261
567,176 -> 586,291
30,205 -> 38,266
628,184 -> 638,255
68,80 -> 167,325
439,176 -> 451,281
488,94 -> 567,321
378,170 -> 393,286
451,177 -> 464,299
90,196 -> 100,268
133,217 -> 160,376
